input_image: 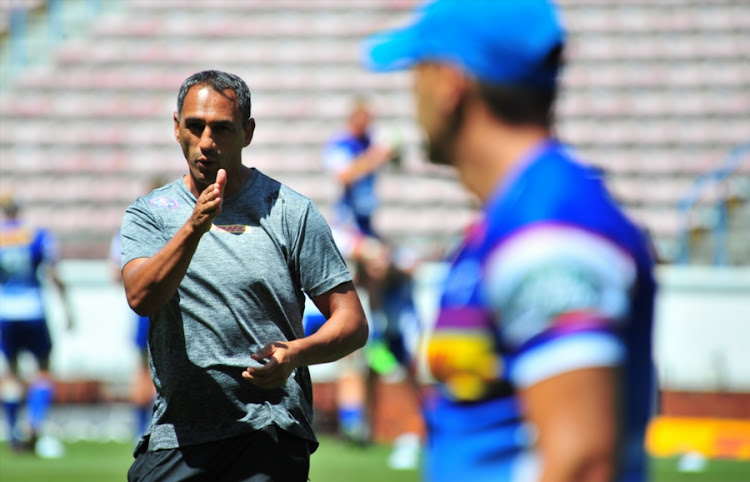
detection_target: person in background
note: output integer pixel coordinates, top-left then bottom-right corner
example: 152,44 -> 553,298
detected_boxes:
0,195 -> 74,454
322,99 -> 417,354
121,70 -> 368,481
363,1 -> 657,481
321,99 -> 422,458
323,97 -> 397,239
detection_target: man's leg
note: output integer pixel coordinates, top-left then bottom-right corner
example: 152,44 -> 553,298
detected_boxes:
24,319 -> 54,446
0,321 -> 25,450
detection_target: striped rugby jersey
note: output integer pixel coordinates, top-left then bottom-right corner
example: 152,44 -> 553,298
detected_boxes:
423,141 -> 656,482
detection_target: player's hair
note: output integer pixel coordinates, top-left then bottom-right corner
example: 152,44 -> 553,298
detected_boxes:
176,70 -> 253,126
349,95 -> 370,116
0,194 -> 20,217
477,43 -> 564,128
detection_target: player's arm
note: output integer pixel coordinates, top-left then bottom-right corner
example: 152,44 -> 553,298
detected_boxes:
299,281 -> 369,363
242,281 -> 368,389
337,146 -> 393,185
513,314 -> 622,482
520,366 -> 618,482
123,170 -> 225,316
325,144 -> 393,187
43,262 -> 76,330
40,231 -> 75,330
485,225 -> 637,482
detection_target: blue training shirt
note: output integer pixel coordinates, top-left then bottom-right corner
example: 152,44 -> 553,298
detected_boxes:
423,141 -> 656,482
0,219 -> 58,322
323,132 -> 378,231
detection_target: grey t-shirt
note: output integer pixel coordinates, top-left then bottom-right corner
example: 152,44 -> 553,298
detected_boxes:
120,168 -> 352,451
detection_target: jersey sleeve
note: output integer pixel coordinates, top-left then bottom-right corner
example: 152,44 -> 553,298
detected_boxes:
120,197 -> 166,268
484,223 -> 637,388
292,200 -> 353,298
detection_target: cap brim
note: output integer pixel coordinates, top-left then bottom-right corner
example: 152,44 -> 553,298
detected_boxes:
362,25 -> 421,72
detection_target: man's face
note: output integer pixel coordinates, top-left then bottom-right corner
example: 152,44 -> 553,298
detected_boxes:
413,63 -> 464,166
174,85 -> 253,191
348,105 -> 372,138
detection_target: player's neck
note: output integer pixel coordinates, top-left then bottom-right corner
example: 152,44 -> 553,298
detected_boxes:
223,164 -> 253,199
455,109 -> 550,203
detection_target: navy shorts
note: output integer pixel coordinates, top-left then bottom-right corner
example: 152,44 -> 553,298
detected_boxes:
0,319 -> 52,363
127,425 -> 312,482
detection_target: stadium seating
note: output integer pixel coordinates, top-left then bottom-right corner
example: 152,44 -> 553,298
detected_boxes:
0,0 -> 748,263
0,0 -> 45,35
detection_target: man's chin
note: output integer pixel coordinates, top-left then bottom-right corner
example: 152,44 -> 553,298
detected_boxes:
189,170 -> 216,191
423,139 -> 454,167
194,165 -> 218,182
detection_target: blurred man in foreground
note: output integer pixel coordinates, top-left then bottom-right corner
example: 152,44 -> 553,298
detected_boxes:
363,1 -> 656,481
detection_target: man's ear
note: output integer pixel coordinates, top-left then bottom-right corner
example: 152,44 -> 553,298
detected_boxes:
244,118 -> 256,146
432,63 -> 469,112
436,64 -> 470,115
173,112 -> 180,143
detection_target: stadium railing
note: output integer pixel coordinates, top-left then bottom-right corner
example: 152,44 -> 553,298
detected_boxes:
676,142 -> 750,265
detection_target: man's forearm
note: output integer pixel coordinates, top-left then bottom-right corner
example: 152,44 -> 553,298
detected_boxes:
293,308 -> 368,366
338,147 -> 392,185
123,222 -> 203,316
292,284 -> 369,367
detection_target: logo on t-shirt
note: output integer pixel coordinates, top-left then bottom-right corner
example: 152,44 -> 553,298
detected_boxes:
212,224 -> 252,234
149,196 -> 179,209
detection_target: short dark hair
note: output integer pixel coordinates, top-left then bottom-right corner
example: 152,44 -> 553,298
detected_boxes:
176,70 -> 252,125
0,195 -> 20,217
477,43 -> 564,128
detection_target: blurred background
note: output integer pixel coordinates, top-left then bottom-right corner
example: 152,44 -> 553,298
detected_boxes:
0,0 -> 749,479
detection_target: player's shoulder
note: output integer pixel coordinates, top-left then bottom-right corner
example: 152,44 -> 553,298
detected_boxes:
255,169 -> 313,207
525,144 -> 605,199
489,222 -> 637,275
325,132 -> 364,156
0,220 -> 42,246
326,131 -> 351,147
130,179 -> 184,212
502,143 -> 637,236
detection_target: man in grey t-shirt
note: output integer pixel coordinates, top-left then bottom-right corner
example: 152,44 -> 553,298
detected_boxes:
121,70 -> 369,482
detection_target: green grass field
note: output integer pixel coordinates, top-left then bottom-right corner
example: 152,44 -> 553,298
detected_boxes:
1,437 -> 748,482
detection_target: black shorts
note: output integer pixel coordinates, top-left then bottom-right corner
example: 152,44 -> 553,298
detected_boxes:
0,319 -> 52,364
127,425 -> 311,482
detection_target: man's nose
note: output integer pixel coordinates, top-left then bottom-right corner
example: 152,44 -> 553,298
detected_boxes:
199,128 -> 215,151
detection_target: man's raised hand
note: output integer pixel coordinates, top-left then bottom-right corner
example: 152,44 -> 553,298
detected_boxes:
190,169 -> 227,234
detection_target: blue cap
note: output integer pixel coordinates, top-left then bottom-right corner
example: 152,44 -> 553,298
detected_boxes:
362,0 -> 565,89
